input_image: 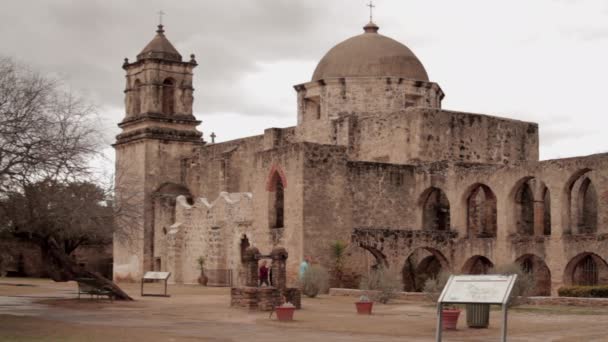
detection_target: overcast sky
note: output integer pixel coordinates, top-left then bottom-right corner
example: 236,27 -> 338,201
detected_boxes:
2,0 -> 608,172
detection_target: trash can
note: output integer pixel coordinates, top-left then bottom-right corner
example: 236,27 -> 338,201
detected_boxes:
466,303 -> 490,328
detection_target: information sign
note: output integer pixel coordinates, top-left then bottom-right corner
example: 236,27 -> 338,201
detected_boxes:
435,274 -> 517,342
141,271 -> 172,297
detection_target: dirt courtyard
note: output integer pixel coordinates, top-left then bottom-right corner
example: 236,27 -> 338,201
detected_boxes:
1,278 -> 608,341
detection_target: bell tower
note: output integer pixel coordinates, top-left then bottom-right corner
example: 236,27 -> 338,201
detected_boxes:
118,24 -> 201,143
113,24 -> 203,282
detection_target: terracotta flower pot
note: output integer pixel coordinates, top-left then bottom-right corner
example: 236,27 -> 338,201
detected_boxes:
275,307 -> 296,321
355,301 -> 373,315
442,308 -> 461,330
198,272 -> 208,286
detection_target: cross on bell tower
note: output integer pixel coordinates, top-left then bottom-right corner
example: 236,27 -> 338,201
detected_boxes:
157,10 -> 165,25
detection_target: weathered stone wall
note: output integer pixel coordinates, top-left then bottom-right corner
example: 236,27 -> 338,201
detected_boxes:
339,108 -> 538,165
350,153 -> 608,295
114,138 -> 201,282
295,77 -> 442,146
166,193 -> 253,285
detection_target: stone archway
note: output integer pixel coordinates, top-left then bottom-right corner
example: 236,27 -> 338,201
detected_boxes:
402,247 -> 449,292
516,254 -> 551,296
462,255 -> 494,275
420,187 -> 451,231
564,252 -> 608,286
465,184 -> 497,238
360,246 -> 388,270
563,169 -> 598,235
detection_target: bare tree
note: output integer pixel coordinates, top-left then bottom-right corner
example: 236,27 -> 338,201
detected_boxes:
0,57 -> 98,193
0,57 -> 132,300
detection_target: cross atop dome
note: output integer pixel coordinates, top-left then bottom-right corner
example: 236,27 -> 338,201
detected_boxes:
364,1 -> 379,33
367,1 -> 375,22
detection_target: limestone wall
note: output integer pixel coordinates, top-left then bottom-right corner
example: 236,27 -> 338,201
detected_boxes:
350,153 -> 608,294
295,77 -> 443,145
166,192 -> 253,285
340,108 -> 538,165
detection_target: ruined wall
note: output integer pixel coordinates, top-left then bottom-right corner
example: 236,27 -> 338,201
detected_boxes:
166,193 -> 253,285
350,153 -> 608,294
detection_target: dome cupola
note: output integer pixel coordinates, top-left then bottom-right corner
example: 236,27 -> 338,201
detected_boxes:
137,25 -> 182,62
312,22 -> 428,82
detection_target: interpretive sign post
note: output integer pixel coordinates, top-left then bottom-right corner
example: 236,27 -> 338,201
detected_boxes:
435,274 -> 517,342
141,271 -> 172,297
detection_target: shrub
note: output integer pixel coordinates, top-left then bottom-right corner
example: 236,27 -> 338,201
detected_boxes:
490,263 -> 534,307
558,285 -> 608,298
359,267 -> 401,304
301,265 -> 329,298
423,271 -> 451,303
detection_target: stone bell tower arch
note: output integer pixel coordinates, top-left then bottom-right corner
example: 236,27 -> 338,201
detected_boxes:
113,24 -> 204,282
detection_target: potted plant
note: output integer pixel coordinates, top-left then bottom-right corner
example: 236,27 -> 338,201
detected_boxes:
196,256 -> 208,286
275,302 -> 296,321
423,271 -> 461,330
355,295 -> 373,314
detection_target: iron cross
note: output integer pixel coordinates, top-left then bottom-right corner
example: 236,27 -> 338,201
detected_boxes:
158,10 -> 165,25
210,132 -> 217,144
367,1 -> 375,22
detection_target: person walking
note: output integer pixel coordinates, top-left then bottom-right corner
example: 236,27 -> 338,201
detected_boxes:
299,256 -> 309,280
259,260 -> 270,287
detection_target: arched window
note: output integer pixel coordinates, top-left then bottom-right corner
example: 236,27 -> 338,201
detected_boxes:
162,78 -> 175,114
466,184 -> 497,238
421,187 -> 450,231
132,79 -> 142,115
268,170 -> 286,229
574,255 -> 598,286
462,255 -> 494,275
515,182 -> 534,236
578,178 -> 598,234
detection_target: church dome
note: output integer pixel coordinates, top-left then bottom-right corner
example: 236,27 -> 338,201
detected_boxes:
137,25 -> 182,62
312,22 -> 429,82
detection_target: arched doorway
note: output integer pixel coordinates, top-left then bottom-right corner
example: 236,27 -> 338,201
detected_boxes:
402,248 -> 449,292
462,255 -> 494,275
516,254 -> 551,296
565,253 -> 608,286
466,184 -> 497,238
420,187 -> 451,231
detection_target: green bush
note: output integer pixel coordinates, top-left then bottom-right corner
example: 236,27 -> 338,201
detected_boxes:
301,265 -> 329,298
558,285 -> 608,298
359,267 -> 401,304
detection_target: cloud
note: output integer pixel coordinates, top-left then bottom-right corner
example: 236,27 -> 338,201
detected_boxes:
2,0 -> 608,161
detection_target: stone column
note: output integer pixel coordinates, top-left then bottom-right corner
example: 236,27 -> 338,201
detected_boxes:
533,201 -> 545,236
243,247 -> 260,287
271,247 -> 288,290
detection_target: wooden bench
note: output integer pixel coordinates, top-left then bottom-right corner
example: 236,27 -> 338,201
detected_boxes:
76,278 -> 114,301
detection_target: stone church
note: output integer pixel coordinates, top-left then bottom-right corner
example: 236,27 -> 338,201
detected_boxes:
114,21 -> 607,295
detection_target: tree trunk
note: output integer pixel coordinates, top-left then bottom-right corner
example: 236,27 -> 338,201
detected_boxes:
40,238 -> 133,301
